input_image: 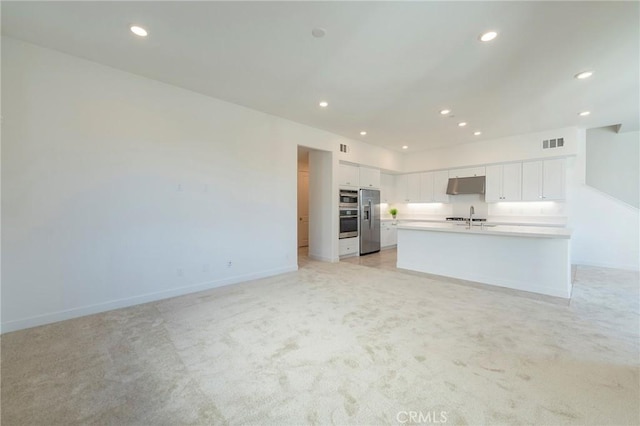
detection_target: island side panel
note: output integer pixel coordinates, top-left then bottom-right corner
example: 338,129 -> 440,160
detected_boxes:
396,228 -> 571,298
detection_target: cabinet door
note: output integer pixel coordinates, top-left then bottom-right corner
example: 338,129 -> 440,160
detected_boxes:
449,167 -> 486,178
339,237 -> 359,256
389,223 -> 398,246
521,161 -> 543,200
419,172 -> 434,202
502,163 -> 522,201
359,167 -> 380,189
542,158 -> 565,200
395,174 -> 408,202
406,174 -> 421,202
381,223 -> 398,247
380,173 -> 395,203
380,224 -> 391,247
433,170 -> 450,203
484,164 -> 503,202
339,164 -> 359,187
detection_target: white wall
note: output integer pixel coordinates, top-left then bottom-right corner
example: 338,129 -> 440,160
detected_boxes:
586,126 -> 639,208
567,130 -> 639,270
308,151 -> 337,262
1,38 -> 401,332
404,127 -> 579,172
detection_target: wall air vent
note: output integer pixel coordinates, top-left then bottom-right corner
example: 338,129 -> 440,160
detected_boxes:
542,137 -> 564,149
339,143 -> 349,153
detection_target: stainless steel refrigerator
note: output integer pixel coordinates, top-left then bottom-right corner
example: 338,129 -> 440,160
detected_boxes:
359,189 -> 381,255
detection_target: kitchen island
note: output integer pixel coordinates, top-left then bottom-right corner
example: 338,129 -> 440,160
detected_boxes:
396,222 -> 572,298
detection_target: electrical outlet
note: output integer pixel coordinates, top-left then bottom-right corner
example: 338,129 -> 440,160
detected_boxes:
227,261 -> 232,268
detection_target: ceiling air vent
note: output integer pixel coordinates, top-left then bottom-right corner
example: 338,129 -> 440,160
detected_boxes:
542,137 -> 564,149
339,143 -> 349,153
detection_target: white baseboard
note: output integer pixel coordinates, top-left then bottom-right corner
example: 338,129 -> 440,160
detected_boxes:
573,259 -> 639,272
1,265 -> 298,334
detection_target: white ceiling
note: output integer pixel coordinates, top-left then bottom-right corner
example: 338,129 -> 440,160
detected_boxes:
2,1 -> 638,153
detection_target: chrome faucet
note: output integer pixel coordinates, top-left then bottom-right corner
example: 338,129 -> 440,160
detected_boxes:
468,205 -> 475,228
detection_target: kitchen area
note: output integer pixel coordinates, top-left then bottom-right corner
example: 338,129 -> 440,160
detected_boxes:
338,157 -> 573,299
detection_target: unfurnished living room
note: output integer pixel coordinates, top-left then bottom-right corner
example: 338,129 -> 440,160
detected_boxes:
1,2 -> 639,425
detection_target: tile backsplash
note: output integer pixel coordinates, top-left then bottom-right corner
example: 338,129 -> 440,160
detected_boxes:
386,194 -> 566,223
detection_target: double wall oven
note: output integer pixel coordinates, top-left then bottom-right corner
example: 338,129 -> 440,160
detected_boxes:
339,190 -> 358,239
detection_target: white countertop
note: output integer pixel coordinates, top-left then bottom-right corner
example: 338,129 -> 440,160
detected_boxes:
382,216 -> 567,227
397,222 -> 571,239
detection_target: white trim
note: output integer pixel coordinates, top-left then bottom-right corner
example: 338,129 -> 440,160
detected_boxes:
573,260 -> 639,272
1,265 -> 298,334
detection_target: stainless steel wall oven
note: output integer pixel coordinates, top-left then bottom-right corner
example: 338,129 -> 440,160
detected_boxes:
339,207 -> 359,239
339,189 -> 359,239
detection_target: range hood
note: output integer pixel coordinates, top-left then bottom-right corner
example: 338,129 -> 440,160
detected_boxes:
446,176 -> 486,195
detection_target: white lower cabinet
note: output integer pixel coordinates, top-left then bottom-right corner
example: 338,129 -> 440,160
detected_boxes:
381,222 -> 398,248
339,237 -> 359,257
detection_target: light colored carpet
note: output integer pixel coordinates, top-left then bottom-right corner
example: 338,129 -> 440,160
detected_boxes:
2,253 -> 639,425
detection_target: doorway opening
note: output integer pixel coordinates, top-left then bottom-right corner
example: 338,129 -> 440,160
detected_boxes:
297,148 -> 310,250
297,146 -> 335,265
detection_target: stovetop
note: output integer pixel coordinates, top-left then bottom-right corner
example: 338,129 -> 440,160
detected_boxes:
446,217 -> 487,222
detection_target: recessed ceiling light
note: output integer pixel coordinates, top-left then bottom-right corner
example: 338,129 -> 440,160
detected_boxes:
440,109 -> 451,115
458,122 -> 467,127
312,28 -> 326,38
130,25 -> 148,37
578,111 -> 591,116
319,101 -> 328,108
360,131 -> 367,136
402,145 -> 408,150
479,31 -> 498,42
474,131 -> 482,136
575,71 -> 593,80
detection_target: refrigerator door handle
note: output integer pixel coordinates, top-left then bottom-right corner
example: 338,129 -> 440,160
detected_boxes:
369,199 -> 372,229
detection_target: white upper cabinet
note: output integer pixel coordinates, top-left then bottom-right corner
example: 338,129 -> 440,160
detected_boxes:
406,173 -> 421,202
522,159 -> 565,201
395,173 -> 421,202
395,170 -> 450,203
395,174 -> 408,202
380,173 -> 395,203
420,171 -> 450,203
339,163 -> 359,188
359,167 -> 381,189
522,161 -> 543,200
485,163 -> 522,202
419,172 -> 434,202
449,167 -> 486,178
433,170 -> 450,203
541,158 -> 565,200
